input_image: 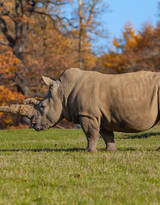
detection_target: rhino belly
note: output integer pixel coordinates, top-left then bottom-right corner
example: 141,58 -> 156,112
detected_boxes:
109,110 -> 158,133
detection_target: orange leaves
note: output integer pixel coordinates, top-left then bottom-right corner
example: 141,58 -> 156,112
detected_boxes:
0,86 -> 24,105
98,22 -> 160,73
113,22 -> 141,52
0,86 -> 24,129
113,38 -> 121,48
0,51 -> 20,74
0,40 -> 24,128
102,52 -> 127,72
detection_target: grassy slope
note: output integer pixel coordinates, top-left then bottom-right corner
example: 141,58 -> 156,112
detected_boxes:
0,127 -> 159,205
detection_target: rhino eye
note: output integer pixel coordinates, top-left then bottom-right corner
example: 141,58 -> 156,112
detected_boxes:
41,104 -> 45,108
39,104 -> 45,111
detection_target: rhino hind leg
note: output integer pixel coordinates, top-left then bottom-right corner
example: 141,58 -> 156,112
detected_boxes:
80,117 -> 100,152
100,129 -> 117,151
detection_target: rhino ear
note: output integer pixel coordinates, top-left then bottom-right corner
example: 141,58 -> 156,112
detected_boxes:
42,76 -> 54,86
42,76 -> 60,91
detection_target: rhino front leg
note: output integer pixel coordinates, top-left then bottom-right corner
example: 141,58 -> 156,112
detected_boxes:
80,117 -> 100,152
100,129 -> 117,151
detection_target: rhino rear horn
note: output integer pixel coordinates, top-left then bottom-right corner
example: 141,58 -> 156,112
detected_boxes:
42,76 -> 54,86
0,104 -> 35,118
42,76 -> 60,93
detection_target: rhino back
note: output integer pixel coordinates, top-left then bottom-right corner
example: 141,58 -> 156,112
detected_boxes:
60,69 -> 160,132
100,71 -> 160,132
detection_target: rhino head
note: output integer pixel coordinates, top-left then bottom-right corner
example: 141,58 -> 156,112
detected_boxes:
0,77 -> 63,130
31,76 -> 64,131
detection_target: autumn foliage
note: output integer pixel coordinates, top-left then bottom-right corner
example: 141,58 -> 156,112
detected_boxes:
0,48 -> 24,128
0,1 -> 160,128
97,22 -> 160,73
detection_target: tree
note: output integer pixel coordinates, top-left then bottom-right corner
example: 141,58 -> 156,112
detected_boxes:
97,22 -> 160,73
0,0 -> 110,128
0,0 -> 76,128
0,0 -> 71,96
66,0 -> 109,69
0,45 -> 24,128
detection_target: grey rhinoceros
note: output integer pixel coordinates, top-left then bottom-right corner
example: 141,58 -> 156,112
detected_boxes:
0,68 -> 160,152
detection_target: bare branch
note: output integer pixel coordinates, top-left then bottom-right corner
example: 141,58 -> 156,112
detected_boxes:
86,2 -> 96,26
40,0 -> 68,6
33,10 -> 59,30
0,17 -> 15,46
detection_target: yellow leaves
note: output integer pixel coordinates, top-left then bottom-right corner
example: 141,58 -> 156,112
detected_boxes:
103,52 -> 127,72
99,21 -> 160,74
142,23 -> 154,35
123,22 -> 136,36
113,22 -> 141,51
82,51 -> 97,69
100,23 -> 142,72
113,38 -> 120,48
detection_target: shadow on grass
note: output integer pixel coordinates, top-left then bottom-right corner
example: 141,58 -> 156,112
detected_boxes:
123,132 -> 160,139
117,147 -> 137,151
0,147 -> 137,152
99,147 -> 137,152
0,148 -> 86,152
0,147 -> 159,153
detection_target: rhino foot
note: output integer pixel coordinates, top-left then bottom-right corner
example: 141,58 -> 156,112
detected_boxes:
85,148 -> 97,153
106,143 -> 117,151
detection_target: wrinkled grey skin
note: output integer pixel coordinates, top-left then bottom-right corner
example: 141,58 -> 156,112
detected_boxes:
32,82 -> 63,131
31,68 -> 160,152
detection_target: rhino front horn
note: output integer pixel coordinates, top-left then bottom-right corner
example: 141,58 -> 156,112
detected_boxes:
23,98 -> 40,105
0,104 -> 35,118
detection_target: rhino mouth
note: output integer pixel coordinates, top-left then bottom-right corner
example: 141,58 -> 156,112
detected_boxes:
33,126 -> 49,131
31,122 -> 52,131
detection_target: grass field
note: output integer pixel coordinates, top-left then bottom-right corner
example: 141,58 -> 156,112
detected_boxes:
0,127 -> 160,205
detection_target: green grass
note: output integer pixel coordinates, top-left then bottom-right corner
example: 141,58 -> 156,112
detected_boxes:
0,127 -> 160,205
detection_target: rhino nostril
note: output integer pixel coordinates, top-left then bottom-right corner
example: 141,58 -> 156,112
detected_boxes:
31,123 -> 36,127
35,126 -> 41,131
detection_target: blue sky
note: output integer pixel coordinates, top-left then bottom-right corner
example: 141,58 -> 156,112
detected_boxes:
105,0 -> 159,48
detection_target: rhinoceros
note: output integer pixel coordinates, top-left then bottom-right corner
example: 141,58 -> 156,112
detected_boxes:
0,68 -> 160,152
